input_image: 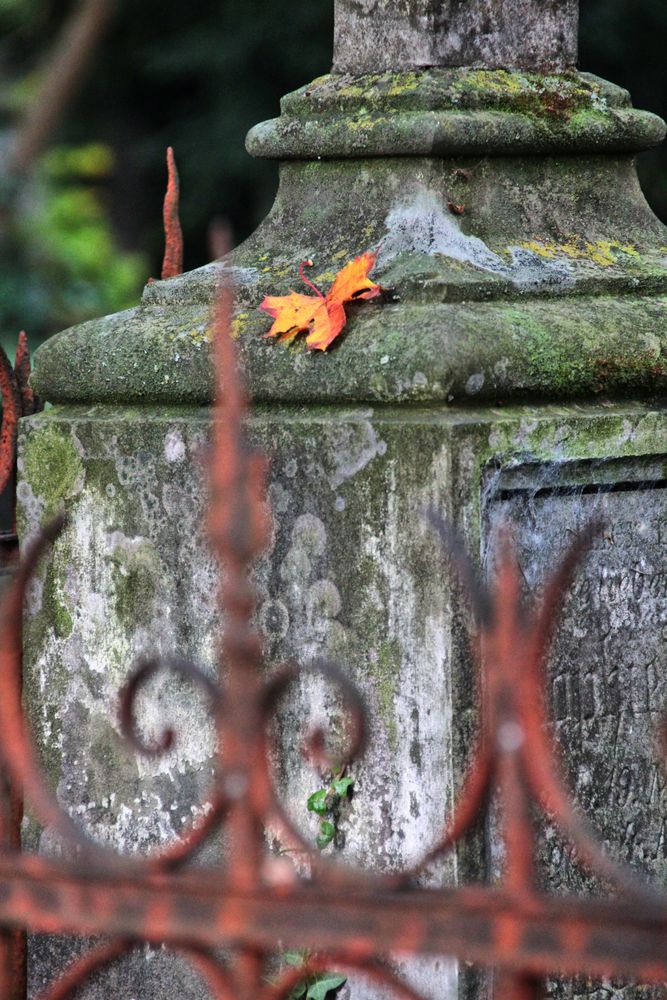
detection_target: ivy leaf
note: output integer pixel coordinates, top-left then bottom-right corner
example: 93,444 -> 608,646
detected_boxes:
332,777 -> 354,798
307,975 -> 347,1000
288,982 -> 308,1000
316,820 -> 336,849
307,789 -> 329,815
260,252 -> 381,352
283,952 -> 307,967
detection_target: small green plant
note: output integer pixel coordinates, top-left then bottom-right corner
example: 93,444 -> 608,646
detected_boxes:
307,773 -> 354,850
273,774 -> 354,1000
282,951 -> 347,1000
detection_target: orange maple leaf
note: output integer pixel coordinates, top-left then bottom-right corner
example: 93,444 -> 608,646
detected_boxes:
259,252 -> 381,351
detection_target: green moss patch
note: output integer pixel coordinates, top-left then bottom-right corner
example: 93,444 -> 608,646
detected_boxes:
23,425 -> 83,515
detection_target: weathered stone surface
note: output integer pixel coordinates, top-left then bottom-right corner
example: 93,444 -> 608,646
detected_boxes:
248,106 -> 665,160
19,404 -> 465,998
280,70 -> 631,118
19,400 -> 667,999
252,69 -> 666,161
333,0 -> 579,73
487,456 -> 667,1000
32,151 -> 667,407
490,461 -> 667,894
28,937 -> 207,1000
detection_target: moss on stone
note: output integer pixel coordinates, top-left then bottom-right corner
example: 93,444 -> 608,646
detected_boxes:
108,540 -> 160,627
23,424 -> 83,516
31,137 -> 667,409
248,105 -> 664,162
83,459 -> 122,510
42,562 -> 74,640
281,68 -> 625,119
370,639 -> 402,750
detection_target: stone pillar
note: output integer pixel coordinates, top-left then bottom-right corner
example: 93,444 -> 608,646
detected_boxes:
19,2 -> 667,1000
333,0 -> 579,72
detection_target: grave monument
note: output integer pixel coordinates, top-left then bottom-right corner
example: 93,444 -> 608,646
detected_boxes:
19,1 -> 667,998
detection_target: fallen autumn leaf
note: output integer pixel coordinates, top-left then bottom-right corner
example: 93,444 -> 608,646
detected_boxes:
259,252 -> 381,351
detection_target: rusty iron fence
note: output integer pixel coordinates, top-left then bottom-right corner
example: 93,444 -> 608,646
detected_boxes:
1,293 -> 667,1000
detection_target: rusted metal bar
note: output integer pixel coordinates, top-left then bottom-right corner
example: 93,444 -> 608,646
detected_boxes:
0,860 -> 666,984
0,331 -> 41,549
0,331 -> 41,1000
0,776 -> 24,1000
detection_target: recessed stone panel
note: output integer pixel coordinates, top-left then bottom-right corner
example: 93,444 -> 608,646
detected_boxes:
487,458 -> 667,1000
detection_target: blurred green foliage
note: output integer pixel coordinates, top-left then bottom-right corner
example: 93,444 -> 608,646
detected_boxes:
0,142 -> 147,345
0,0 -> 665,346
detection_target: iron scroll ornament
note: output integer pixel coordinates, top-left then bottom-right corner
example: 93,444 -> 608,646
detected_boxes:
1,284 -> 667,1000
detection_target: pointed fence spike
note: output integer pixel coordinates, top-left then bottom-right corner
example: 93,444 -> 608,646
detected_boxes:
161,146 -> 184,280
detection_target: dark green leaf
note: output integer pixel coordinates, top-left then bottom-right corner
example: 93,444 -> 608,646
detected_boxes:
332,777 -> 354,798
316,820 -> 335,849
307,789 -> 329,815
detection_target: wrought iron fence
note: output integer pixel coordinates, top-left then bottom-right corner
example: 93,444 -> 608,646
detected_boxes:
1,289 -> 667,1000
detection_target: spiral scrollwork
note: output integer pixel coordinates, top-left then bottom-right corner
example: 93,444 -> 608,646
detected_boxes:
119,655 -> 223,757
261,657 -> 368,774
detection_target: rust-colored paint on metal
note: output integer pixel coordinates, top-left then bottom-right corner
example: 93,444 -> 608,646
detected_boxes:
161,146 -> 184,280
0,349 -> 21,503
0,330 -> 41,1000
0,331 -> 41,536
0,332 -> 39,1000
0,769 -> 24,1000
14,332 -> 37,418
2,288 -> 667,1000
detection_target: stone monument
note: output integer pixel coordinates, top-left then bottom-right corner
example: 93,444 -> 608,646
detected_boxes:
19,1 -> 667,998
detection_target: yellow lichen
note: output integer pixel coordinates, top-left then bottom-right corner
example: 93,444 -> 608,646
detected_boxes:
314,271 -> 336,285
230,312 -> 249,340
586,240 -> 640,267
191,326 -> 209,346
386,72 -> 421,97
585,242 -> 617,267
347,118 -> 377,132
519,240 -> 558,260
458,69 -> 530,98
520,237 -> 643,268
617,244 -> 641,259
338,84 -> 364,98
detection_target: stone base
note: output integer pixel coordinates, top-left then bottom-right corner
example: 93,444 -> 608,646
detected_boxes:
17,399 -> 667,999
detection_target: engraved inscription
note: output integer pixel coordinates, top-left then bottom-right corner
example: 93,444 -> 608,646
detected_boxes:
487,470 -> 667,999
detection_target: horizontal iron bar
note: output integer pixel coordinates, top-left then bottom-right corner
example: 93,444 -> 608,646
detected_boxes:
0,854 -> 666,982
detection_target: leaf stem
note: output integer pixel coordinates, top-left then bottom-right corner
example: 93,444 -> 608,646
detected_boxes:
299,260 -> 325,299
